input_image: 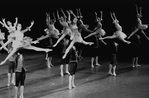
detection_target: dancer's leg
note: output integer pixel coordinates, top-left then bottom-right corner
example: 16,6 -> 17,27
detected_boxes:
69,75 -> 73,90
0,48 -> 18,65
7,73 -> 11,86
60,64 -> 64,76
113,65 -> 116,76
65,64 -> 69,74
12,73 -> 15,85
91,57 -> 94,68
135,57 -> 141,67
14,86 -> 18,98
95,56 -> 100,66
72,75 -> 76,88
24,45 -> 52,52
108,64 -> 113,75
19,86 -> 24,98
62,41 -> 74,59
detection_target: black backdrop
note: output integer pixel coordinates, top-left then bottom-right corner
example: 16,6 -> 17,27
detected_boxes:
0,0 -> 149,63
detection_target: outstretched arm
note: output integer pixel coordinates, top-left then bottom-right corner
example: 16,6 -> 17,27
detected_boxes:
22,21 -> 34,33
61,8 -> 67,21
2,19 -> 10,30
13,17 -> 18,28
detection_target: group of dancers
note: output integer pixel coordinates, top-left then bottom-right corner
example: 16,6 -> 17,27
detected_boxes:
0,4 -> 148,98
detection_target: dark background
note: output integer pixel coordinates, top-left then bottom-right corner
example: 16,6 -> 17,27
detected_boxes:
0,0 -> 149,63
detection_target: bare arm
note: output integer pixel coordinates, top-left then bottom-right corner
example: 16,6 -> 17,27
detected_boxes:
2,19 -> 10,30
61,8 -> 67,21
22,21 -> 34,33
13,17 -> 18,28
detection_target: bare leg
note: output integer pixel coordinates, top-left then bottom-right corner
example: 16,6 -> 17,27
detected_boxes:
19,86 -> 24,98
95,56 -> 100,66
0,41 -> 8,52
65,64 -> 70,74
108,64 -> 113,75
69,75 -> 72,90
47,57 -> 51,68
132,57 -> 135,68
82,40 -> 93,45
49,57 -> 53,67
113,66 -> 116,76
14,86 -> 18,98
7,73 -> 11,86
72,75 -> 76,88
12,73 -> 15,85
135,57 -> 141,67
0,48 -> 18,65
62,41 -> 74,59
91,57 -> 94,68
24,45 -> 52,52
60,64 -> 64,76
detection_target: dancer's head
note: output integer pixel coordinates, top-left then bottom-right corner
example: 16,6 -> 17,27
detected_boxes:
17,23 -> 22,30
7,21 -> 12,27
73,18 -> 78,24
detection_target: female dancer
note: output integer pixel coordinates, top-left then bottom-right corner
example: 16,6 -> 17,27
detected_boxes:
53,9 -> 72,76
127,5 -> 149,68
7,46 -> 17,86
35,12 -> 59,68
45,12 -> 60,68
84,11 -> 107,67
53,9 -> 73,47
76,8 -> 93,60
62,10 -> 94,59
0,21 -> 52,65
0,17 -> 18,34
99,12 -> 131,76
68,46 -> 78,90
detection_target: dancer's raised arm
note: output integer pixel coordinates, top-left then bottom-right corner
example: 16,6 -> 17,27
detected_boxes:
22,21 -> 34,33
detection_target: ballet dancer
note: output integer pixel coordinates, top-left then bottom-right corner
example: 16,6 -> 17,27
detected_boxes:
127,5 -> 149,68
76,8 -> 93,60
84,11 -> 106,67
99,12 -> 131,76
45,12 -> 60,68
53,9 -> 73,47
62,10 -> 94,59
0,20 -> 52,65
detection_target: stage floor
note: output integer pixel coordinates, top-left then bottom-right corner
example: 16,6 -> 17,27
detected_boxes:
0,53 -> 149,98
